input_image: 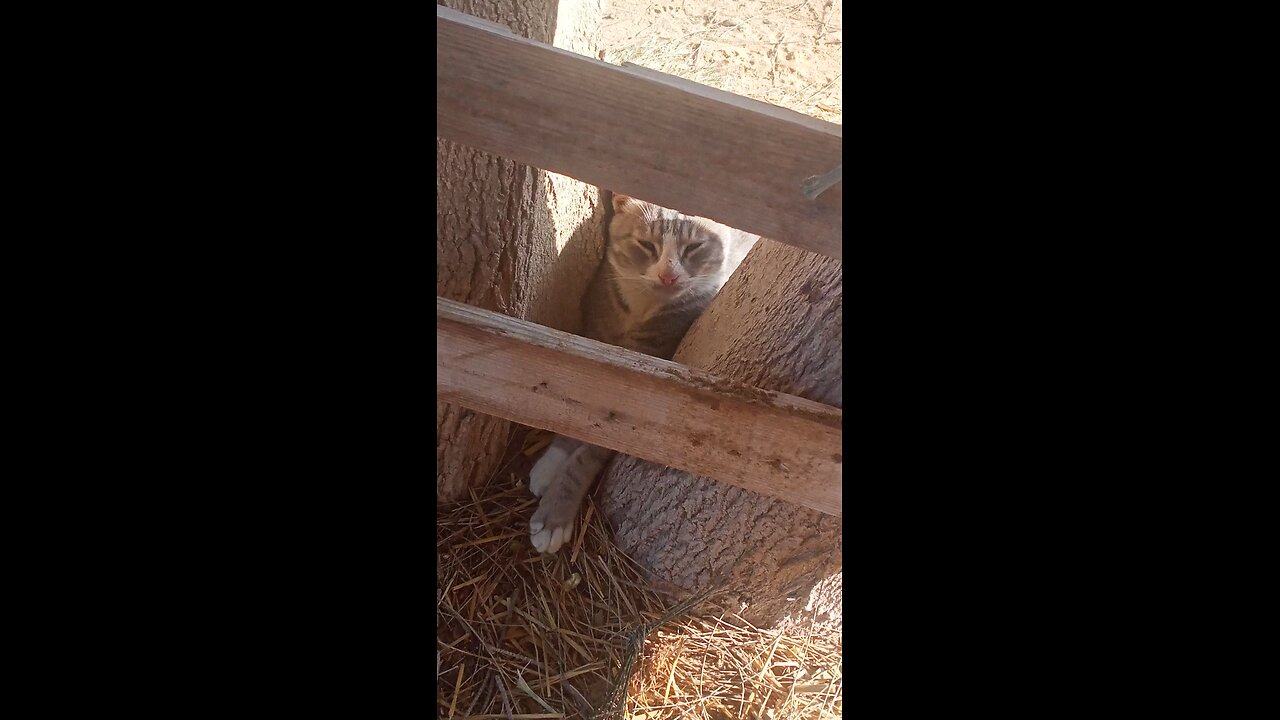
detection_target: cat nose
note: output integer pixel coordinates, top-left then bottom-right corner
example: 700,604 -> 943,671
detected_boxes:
659,272 -> 679,286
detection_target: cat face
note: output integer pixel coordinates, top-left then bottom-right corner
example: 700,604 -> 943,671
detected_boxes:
606,193 -> 728,295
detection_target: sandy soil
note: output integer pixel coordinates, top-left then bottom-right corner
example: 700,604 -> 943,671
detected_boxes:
594,0 -> 842,123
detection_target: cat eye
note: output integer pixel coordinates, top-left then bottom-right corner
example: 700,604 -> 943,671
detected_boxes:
684,242 -> 703,255
637,239 -> 657,254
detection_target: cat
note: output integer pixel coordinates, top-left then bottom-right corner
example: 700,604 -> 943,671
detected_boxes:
528,192 -> 759,554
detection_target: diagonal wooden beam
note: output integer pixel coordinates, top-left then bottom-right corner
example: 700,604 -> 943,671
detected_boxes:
437,297 -> 842,517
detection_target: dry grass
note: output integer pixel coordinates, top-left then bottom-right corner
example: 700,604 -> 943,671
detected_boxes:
437,427 -> 665,718
437,429 -> 842,719
625,613 -> 842,719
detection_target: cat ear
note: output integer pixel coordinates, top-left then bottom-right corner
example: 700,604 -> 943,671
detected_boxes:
612,192 -> 645,216
611,190 -> 637,212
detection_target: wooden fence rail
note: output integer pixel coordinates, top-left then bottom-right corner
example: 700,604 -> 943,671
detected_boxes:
436,5 -> 843,260
437,297 -> 842,517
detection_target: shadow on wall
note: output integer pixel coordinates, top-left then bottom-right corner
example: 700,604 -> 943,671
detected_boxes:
525,181 -> 611,336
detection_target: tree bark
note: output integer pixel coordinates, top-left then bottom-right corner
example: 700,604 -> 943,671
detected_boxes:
597,239 -> 843,628
436,0 -> 605,502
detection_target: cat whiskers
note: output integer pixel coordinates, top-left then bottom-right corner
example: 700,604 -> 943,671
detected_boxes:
603,274 -> 717,284
601,275 -> 660,284
683,276 -> 723,289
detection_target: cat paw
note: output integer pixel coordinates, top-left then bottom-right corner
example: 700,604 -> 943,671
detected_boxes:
530,496 -> 579,554
529,442 -> 571,497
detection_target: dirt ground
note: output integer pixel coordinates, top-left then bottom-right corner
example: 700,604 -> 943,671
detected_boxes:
594,0 -> 842,124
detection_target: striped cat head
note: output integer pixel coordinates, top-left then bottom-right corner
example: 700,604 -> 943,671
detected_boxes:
606,193 -> 729,295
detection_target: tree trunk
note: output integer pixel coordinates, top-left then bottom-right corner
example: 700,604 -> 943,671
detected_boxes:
597,239 -> 843,628
436,0 -> 605,502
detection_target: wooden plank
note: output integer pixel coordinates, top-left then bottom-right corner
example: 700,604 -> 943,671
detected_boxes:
437,297 -> 842,517
436,5 -> 842,260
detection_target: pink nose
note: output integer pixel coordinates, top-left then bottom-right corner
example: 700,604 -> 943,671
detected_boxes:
660,274 -> 678,286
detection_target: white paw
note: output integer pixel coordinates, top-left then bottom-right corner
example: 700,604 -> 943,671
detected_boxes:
529,443 -> 571,497
530,516 -> 576,555
530,495 -> 579,555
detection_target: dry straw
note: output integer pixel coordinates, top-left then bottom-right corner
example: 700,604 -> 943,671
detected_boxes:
437,429 -> 841,719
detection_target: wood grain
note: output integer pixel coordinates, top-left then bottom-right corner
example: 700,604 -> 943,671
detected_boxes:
437,297 -> 842,517
436,5 -> 843,260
